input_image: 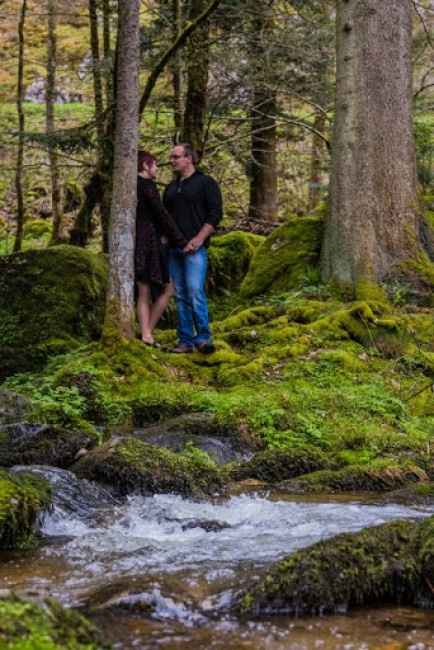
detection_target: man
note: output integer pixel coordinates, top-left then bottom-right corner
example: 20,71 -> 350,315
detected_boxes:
163,143 -> 223,354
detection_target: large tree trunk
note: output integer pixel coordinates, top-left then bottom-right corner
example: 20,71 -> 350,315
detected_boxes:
104,0 -> 140,339
182,0 -> 210,157
247,1 -> 278,223
14,0 -> 27,253
321,0 -> 421,293
47,0 -> 62,244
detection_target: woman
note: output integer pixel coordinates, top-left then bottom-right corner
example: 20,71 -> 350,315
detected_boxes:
135,150 -> 187,345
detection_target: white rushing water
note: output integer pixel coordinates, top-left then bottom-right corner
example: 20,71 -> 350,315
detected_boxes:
42,491 -> 433,578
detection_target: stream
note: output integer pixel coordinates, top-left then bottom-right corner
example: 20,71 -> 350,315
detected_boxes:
2,466 -> 434,649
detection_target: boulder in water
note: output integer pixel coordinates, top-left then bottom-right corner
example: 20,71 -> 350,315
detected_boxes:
229,446 -> 332,482
237,516 -> 434,617
73,437 -> 225,497
0,469 -> 51,550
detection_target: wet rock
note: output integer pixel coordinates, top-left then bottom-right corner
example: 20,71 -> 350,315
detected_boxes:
181,519 -> 231,532
134,431 -> 244,465
277,460 -> 430,494
10,466 -> 118,518
229,446 -> 332,483
380,482 -> 434,506
73,437 -> 225,497
0,469 -> 51,550
0,595 -> 110,649
0,423 -> 97,469
237,516 -> 434,617
0,390 -> 33,426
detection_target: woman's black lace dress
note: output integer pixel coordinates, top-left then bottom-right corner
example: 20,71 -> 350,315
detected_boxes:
135,177 -> 187,288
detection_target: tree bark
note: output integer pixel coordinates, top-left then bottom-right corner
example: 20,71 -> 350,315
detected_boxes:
14,0 -> 27,253
308,109 -> 326,212
247,1 -> 278,223
182,0 -> 210,156
47,0 -> 62,244
102,0 -> 114,109
104,0 -> 140,339
322,0 -> 421,293
171,0 -> 184,133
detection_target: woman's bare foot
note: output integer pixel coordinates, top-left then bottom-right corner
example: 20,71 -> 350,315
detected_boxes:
141,335 -> 155,345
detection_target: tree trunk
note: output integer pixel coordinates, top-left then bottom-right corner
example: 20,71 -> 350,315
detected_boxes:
47,0 -> 62,244
104,0 -> 140,339
171,0 -> 184,133
308,109 -> 326,212
102,0 -> 114,108
322,0 -> 421,293
247,1 -> 278,223
182,0 -> 210,156
14,0 -> 27,253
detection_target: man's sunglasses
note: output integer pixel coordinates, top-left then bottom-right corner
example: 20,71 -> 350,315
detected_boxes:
169,154 -> 186,160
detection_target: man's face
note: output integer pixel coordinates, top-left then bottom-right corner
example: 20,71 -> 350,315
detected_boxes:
170,146 -> 191,174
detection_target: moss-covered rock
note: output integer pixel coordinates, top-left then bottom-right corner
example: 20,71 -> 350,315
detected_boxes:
238,517 -> 434,616
0,389 -> 33,425
0,245 -> 108,378
229,447 -> 332,482
0,424 -> 97,469
73,437 -> 225,497
0,470 -> 51,549
240,217 -> 322,298
208,231 -> 264,294
278,459 -> 429,494
0,596 -> 110,649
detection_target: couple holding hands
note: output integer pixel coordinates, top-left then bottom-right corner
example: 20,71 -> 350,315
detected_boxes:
135,143 -> 222,353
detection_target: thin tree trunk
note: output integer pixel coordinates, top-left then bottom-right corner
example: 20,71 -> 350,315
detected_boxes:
89,0 -> 105,153
104,0 -> 140,339
322,0 -> 421,293
102,0 -> 113,108
171,0 -> 183,133
14,0 -> 27,253
47,0 -> 62,244
247,1 -> 278,223
182,0 -> 209,156
308,109 -> 326,212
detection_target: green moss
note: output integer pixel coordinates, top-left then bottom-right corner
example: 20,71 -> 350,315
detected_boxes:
0,470 -> 51,550
0,596 -> 110,649
73,437 -> 225,497
229,447 -> 331,482
208,231 -> 264,294
238,517 -> 433,616
240,217 -> 322,298
0,245 -> 108,378
279,459 -> 429,494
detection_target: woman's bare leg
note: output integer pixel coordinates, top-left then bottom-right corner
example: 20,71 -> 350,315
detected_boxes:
137,282 -> 154,343
149,282 -> 174,332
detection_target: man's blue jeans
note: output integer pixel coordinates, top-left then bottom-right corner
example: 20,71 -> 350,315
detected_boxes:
169,247 -> 212,348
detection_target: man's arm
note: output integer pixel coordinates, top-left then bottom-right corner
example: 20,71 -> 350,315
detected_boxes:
183,177 -> 222,253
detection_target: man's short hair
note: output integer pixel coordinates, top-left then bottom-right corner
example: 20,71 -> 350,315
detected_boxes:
179,143 -> 199,165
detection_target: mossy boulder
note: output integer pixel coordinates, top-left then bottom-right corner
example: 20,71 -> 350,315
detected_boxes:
0,424 -> 97,469
229,447 -> 332,482
0,469 -> 51,549
73,437 -> 225,497
278,460 -> 429,494
0,389 -> 33,425
240,217 -> 322,298
208,231 -> 264,294
0,245 -> 108,378
0,596 -> 110,649
238,517 -> 434,616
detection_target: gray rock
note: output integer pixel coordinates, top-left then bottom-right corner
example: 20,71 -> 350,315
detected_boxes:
0,389 -> 33,426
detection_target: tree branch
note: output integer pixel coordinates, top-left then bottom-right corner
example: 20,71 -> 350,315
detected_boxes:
139,0 -> 222,118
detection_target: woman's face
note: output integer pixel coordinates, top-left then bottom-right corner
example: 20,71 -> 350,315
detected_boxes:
147,160 -> 158,179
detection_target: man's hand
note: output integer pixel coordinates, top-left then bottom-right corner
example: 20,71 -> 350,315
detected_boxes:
183,235 -> 204,254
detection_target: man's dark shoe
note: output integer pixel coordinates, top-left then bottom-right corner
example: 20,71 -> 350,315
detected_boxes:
196,341 -> 215,355
170,343 -> 195,354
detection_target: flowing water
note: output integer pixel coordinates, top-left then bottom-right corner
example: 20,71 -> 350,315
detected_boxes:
2,466 -> 434,649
